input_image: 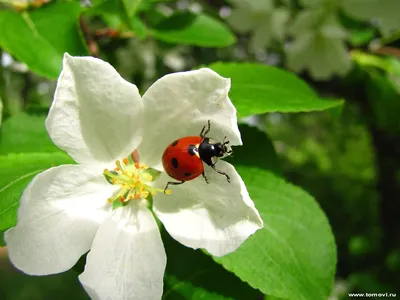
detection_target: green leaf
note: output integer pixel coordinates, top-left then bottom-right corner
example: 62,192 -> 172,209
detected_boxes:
351,50 -> 392,72
214,166 -> 337,299
0,152 -> 74,234
150,12 -> 236,48
131,16 -> 147,38
352,51 -> 400,133
226,124 -> 281,174
87,0 -> 124,29
0,112 -> 68,245
121,0 -> 141,17
0,113 -> 59,154
92,0 -> 148,35
349,28 -> 375,47
325,98 -> 345,119
366,71 -> 400,134
0,98 -> 3,128
209,62 -> 344,117
29,1 -> 87,54
161,230 -> 261,300
137,0 -> 173,12
0,2 -> 88,79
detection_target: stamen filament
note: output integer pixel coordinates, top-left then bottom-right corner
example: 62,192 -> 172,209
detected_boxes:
115,160 -> 123,171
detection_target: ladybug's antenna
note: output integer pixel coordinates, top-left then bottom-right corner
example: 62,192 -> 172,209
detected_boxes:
222,136 -> 232,154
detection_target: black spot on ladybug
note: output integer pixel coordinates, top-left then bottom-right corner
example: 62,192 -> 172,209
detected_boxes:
188,144 -> 198,156
171,140 -> 179,146
171,158 -> 178,168
184,172 -> 191,177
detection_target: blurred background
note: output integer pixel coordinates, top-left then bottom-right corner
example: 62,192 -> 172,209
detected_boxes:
0,0 -> 399,299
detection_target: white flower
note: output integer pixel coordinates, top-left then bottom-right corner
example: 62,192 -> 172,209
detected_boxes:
286,9 -> 352,80
5,54 -> 263,300
228,0 -> 289,51
339,0 -> 400,36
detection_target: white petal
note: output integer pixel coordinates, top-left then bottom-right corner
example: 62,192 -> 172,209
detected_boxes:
5,164 -> 116,275
139,68 -> 241,169
46,54 -> 144,165
79,202 -> 166,300
153,161 -> 263,257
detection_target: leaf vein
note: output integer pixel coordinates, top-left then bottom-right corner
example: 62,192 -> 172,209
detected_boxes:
0,169 -> 42,194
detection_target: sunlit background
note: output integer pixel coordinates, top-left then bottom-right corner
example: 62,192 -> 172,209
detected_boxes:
1,0 -> 400,299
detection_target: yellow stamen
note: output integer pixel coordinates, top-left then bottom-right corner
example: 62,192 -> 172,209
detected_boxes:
115,160 -> 123,170
105,158 -> 167,206
140,190 -> 149,198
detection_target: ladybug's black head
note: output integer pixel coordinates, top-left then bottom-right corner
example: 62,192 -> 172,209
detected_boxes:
198,137 -> 232,166
213,142 -> 231,158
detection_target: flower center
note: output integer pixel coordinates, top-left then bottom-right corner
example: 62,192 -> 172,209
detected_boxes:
103,157 -> 169,208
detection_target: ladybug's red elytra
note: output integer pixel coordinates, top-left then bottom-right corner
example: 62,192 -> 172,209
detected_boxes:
162,120 -> 232,192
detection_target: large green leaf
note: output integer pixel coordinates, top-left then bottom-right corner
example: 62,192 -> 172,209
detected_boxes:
162,230 -> 261,300
226,124 -> 281,174
29,2 -> 87,55
150,12 -> 236,48
209,62 -> 344,117
0,1 -> 87,79
0,98 -> 3,128
0,113 -> 59,154
214,166 -> 336,299
0,112 -> 73,245
0,152 -> 73,238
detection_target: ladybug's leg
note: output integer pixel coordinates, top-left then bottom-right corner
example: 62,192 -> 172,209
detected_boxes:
211,164 -> 231,183
164,180 -> 185,193
200,120 -> 211,137
202,171 -> 209,184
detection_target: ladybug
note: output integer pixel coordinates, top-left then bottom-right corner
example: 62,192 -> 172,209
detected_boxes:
162,120 -> 232,192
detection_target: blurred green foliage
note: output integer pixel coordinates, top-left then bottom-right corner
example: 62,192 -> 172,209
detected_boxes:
0,0 -> 400,299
